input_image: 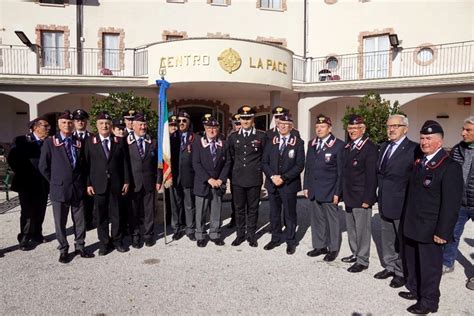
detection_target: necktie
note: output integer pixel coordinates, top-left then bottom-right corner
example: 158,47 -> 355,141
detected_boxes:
137,137 -> 145,158
279,137 -> 287,155
79,132 -> 84,140
64,138 -> 76,168
380,142 -> 395,172
210,140 -> 217,166
102,139 -> 110,159
244,131 -> 249,138
316,139 -> 322,151
351,141 -> 357,151
421,156 -> 428,168
180,134 -> 186,151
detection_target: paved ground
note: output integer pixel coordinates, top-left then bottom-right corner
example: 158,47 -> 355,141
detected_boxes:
0,193 -> 472,315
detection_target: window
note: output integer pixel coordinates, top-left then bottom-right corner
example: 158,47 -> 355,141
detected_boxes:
255,113 -> 271,131
326,56 -> 338,70
363,35 -> 390,79
165,35 -> 184,41
41,31 -> 64,67
210,0 -> 227,4
39,0 -> 65,4
260,0 -> 282,10
167,0 -> 186,3
417,47 -> 434,63
102,33 -> 120,70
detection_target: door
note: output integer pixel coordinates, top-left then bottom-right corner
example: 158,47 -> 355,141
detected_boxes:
363,35 -> 390,79
176,105 -> 225,136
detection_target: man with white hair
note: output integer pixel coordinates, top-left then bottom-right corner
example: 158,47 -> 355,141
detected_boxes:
374,114 -> 420,288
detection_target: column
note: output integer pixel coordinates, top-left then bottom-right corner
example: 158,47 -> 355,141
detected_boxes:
270,91 -> 281,109
29,103 -> 38,121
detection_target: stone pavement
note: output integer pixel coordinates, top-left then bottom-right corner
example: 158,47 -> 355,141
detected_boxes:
0,196 -> 472,315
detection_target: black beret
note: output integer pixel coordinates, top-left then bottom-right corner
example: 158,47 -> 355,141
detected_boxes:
123,109 -> 136,119
73,109 -> 89,120
272,106 -> 289,116
420,120 -> 444,135
316,114 -> 332,126
58,110 -> 74,120
279,113 -> 293,123
177,111 -> 191,119
348,114 -> 364,125
202,114 -> 219,126
112,118 -> 125,128
237,105 -> 256,118
96,111 -> 111,121
27,119 -> 36,130
133,113 -> 147,122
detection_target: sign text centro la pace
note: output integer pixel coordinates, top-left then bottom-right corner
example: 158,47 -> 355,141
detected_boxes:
148,38 -> 293,89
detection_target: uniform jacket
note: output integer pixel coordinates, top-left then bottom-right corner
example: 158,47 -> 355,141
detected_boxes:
403,149 -> 463,243
304,134 -> 344,202
450,141 -> 474,207
126,133 -> 162,193
262,134 -> 305,194
84,134 -> 130,195
192,136 -> 231,197
377,137 -> 420,219
228,127 -> 267,188
73,130 -> 92,142
8,133 -> 49,193
342,135 -> 378,208
170,130 -> 196,188
39,134 -> 85,203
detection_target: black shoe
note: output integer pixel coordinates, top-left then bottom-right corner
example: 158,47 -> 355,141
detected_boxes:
32,235 -> 46,244
307,248 -> 328,257
75,249 -> 95,258
407,303 -> 437,314
187,234 -> 196,241
347,263 -> 368,273
212,239 -> 225,246
132,237 -> 141,249
98,249 -> 109,256
398,291 -> 418,301
226,220 -> 236,228
286,245 -> 296,255
197,239 -> 207,248
58,252 -> 68,263
248,240 -> 258,248
341,255 -> 357,263
231,237 -> 246,247
374,269 -> 395,279
390,276 -> 406,288
145,239 -> 156,247
323,251 -> 338,262
264,241 -> 279,251
172,231 -> 184,240
114,244 -> 128,253
19,242 -> 30,251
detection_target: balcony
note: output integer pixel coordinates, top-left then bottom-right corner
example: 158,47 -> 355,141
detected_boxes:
293,40 -> 474,83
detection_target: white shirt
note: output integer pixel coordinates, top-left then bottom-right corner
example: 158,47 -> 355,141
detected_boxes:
424,147 -> 443,164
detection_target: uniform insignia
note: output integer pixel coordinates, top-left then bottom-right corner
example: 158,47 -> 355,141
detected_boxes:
236,140 -> 240,144
114,137 -> 120,143
287,136 -> 296,147
352,159 -> 358,166
325,153 -> 331,162
272,136 -> 279,145
288,149 -> 295,159
73,139 -> 82,148
52,136 -> 64,147
423,175 -> 433,187
127,134 -> 136,145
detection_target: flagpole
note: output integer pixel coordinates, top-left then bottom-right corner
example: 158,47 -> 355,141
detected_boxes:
162,184 -> 168,244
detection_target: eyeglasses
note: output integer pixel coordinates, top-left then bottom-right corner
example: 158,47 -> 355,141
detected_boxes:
386,124 -> 406,130
178,119 -> 188,123
234,122 -> 241,126
347,126 -> 362,131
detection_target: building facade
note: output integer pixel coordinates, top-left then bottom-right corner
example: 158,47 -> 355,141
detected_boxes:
0,0 -> 473,147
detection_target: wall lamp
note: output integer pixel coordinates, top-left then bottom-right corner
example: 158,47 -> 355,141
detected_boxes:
15,31 -> 33,47
389,34 -> 400,48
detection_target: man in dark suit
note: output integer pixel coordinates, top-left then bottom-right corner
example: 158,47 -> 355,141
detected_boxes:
39,110 -> 94,263
228,106 -> 266,247
375,114 -> 420,288
8,116 -> 51,250
123,109 -> 136,135
169,111 -> 197,241
84,112 -> 130,255
226,113 -> 242,228
399,120 -> 463,315
72,109 -> 94,231
126,113 -> 162,248
192,115 -> 230,247
304,114 -> 345,262
262,113 -> 305,255
265,106 -> 300,139
341,115 -> 378,273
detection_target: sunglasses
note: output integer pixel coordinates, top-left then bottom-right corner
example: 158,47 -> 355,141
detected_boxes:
178,119 -> 188,123
234,122 -> 241,126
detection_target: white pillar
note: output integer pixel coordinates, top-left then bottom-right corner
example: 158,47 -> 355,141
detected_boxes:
29,103 -> 38,121
297,98 -> 312,144
270,91 -> 281,109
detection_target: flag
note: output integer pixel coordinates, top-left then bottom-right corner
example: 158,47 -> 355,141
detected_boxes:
156,79 -> 172,188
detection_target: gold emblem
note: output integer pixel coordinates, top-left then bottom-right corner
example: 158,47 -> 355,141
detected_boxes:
243,106 -> 251,113
204,113 -> 212,119
218,48 -> 242,74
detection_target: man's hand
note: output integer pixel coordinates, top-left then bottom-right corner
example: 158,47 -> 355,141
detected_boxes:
272,175 -> 284,186
122,183 -> 129,195
155,183 -> 162,192
333,195 -> 339,204
433,235 -> 447,244
215,179 -> 223,187
87,186 -> 95,196
361,203 -> 370,209
208,178 -> 218,188
303,190 -> 308,198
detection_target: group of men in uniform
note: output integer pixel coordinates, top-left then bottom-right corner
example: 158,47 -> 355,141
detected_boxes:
7,103 -> 470,314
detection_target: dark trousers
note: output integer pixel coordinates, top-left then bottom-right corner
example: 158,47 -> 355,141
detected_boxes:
404,237 -> 443,311
18,190 -> 48,243
170,184 -> 196,235
230,183 -> 236,223
94,186 -> 122,250
130,188 -> 155,241
233,185 -> 260,240
268,190 -> 297,246
51,199 -> 86,254
119,194 -> 131,236
83,194 -> 95,229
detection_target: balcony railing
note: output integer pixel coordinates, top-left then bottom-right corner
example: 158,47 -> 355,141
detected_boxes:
293,40 -> 474,83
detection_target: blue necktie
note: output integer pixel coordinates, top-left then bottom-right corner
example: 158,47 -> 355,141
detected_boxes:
137,137 -> 145,158
64,138 -> 76,168
210,140 -> 217,166
380,142 -> 395,171
102,139 -> 110,159
279,137 -> 287,155
180,134 -> 186,151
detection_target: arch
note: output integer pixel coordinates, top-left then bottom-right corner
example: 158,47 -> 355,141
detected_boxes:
0,93 -> 30,145
38,92 -> 107,116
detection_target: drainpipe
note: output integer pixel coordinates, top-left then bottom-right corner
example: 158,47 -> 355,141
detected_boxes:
303,0 -> 307,59
77,0 -> 83,74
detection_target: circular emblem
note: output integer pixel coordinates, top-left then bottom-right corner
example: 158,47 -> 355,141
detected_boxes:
288,149 -> 295,159
218,48 -> 242,74
243,106 -> 251,112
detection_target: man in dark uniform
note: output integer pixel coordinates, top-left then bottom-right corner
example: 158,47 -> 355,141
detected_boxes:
262,113 -> 305,255
84,112 -> 130,255
112,118 -> 126,138
39,110 -> 94,263
304,114 -> 345,262
123,109 -> 136,135
192,115 -> 230,247
126,113 -> 163,248
399,120 -> 463,315
227,113 -> 241,228
8,116 -> 51,250
266,106 -> 300,139
169,111 -> 197,241
341,115 -> 378,273
375,114 -> 420,288
72,109 -> 94,230
228,106 -> 266,247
